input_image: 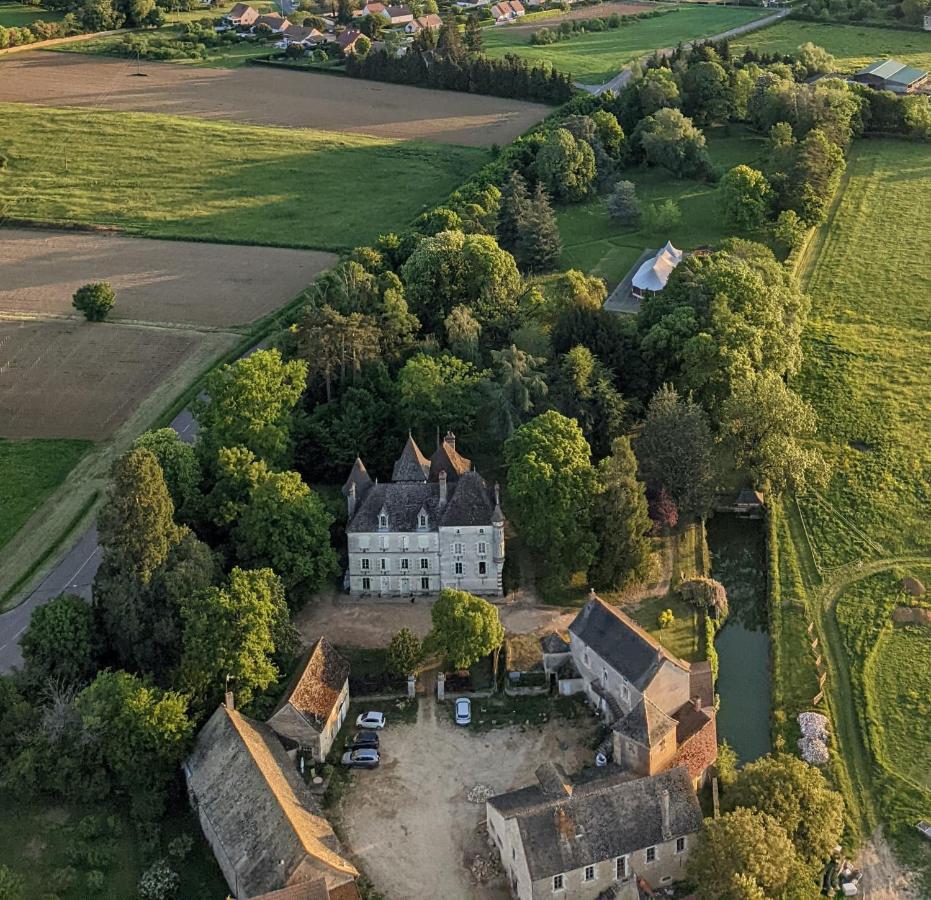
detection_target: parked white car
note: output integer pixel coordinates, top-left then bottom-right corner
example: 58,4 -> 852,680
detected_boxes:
455,697 -> 471,726
356,711 -> 386,729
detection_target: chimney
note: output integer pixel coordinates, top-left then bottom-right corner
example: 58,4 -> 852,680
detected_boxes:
347,482 -> 357,520
439,469 -> 447,506
692,695 -> 702,712
224,690 -> 235,712
660,788 -> 671,841
444,431 -> 456,452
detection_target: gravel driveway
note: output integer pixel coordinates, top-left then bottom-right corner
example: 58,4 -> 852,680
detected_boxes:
338,693 -> 597,899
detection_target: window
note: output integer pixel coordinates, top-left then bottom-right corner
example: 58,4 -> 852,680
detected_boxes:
362,577 -> 371,591
676,837 -> 686,854
420,557 -> 429,570
602,665 -> 609,685
584,865 -> 595,882
419,514 -> 427,528
455,562 -> 463,575
622,683 -> 630,702
616,856 -> 628,879
360,558 -> 370,571
645,847 -> 656,864
421,577 -> 430,590
379,514 -> 388,528
380,535 -> 389,550
478,561 -> 487,575
380,558 -> 388,572
401,558 -> 410,570
552,874 -> 564,892
512,847 -> 515,860
454,542 -> 464,556
477,541 -> 487,556
400,535 -> 409,551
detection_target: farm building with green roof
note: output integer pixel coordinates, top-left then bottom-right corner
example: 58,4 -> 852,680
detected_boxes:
853,59 -> 929,94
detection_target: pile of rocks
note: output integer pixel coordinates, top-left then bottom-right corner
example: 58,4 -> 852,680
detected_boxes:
470,852 -> 501,883
467,783 -> 495,804
797,711 -> 830,764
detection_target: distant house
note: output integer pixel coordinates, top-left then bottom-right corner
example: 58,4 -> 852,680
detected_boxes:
384,4 -> 414,23
276,24 -> 327,47
924,12 -> 931,30
253,12 -> 291,32
267,638 -> 350,762
361,0 -> 386,15
404,12 -> 442,33
733,487 -> 765,517
337,28 -> 365,52
546,595 -> 717,788
184,702 -> 360,900
490,0 -> 525,21
853,59 -> 929,94
631,241 -> 683,301
223,2 -> 258,26
486,763 -> 702,900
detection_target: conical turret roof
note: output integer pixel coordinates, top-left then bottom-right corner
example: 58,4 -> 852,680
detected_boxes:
392,433 -> 430,482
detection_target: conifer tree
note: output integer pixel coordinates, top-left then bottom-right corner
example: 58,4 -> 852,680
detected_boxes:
496,171 -> 530,254
464,12 -> 482,52
515,183 -> 562,273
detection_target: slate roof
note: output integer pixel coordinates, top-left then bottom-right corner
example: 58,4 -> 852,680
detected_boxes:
429,432 -> 471,482
568,598 -> 688,692
688,660 -> 714,710
392,434 -> 430,482
336,28 -> 362,49
342,457 -> 373,499
487,767 -> 702,882
255,12 -> 289,28
185,706 -> 358,899
273,638 -> 349,729
439,471 -> 495,526
541,632 -> 570,654
612,698 -> 677,746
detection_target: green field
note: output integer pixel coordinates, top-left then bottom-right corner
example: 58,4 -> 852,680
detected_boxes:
0,439 -> 90,551
558,126 -> 769,287
733,19 -> 931,73
0,103 -> 489,250
483,6 -> 767,84
0,0 -> 62,26
794,139 -> 931,560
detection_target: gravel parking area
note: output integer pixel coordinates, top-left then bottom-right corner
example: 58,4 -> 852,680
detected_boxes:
338,695 -> 597,900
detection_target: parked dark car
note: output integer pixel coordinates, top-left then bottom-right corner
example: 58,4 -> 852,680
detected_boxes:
347,731 -> 379,750
341,748 -> 380,769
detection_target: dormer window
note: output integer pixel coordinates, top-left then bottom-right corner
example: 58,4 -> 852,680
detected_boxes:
419,514 -> 427,528
379,514 -> 388,529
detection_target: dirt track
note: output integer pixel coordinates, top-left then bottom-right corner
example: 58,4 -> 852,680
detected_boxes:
0,228 -> 334,328
0,52 -> 549,147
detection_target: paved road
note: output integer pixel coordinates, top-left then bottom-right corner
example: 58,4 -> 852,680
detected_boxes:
0,406 -> 198,672
576,8 -> 790,95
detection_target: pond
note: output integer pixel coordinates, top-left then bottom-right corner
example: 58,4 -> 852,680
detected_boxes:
707,513 -> 772,763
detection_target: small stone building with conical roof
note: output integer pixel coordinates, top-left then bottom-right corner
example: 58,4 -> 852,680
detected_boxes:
342,432 -> 505,597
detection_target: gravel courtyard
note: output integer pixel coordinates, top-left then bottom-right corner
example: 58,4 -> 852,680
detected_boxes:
338,694 -> 597,900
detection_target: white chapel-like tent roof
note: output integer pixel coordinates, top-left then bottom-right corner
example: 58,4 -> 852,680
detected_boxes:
632,241 -> 683,293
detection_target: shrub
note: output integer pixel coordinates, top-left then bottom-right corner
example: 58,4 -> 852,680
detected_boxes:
138,859 -> 180,900
86,870 -> 106,894
641,199 -> 681,231
681,576 -> 729,620
658,608 -> 675,628
72,281 -> 116,322
167,833 -> 193,861
607,179 -> 640,224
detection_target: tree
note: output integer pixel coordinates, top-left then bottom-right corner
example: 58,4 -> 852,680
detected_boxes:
727,753 -> 845,867
771,209 -> 807,254
608,179 -> 641,224
535,127 -> 596,202
636,384 -> 716,519
180,568 -> 290,709
397,353 -> 489,441
444,304 -> 482,363
133,428 -> 201,522
72,282 -> 115,322
354,33 -> 371,55
464,12 -> 482,52
680,576 -> 729,619
193,349 -> 307,471
589,437 -> 652,590
233,470 -> 338,599
681,59 -> 731,125
641,198 -> 682,231
720,371 -> 825,495
0,866 -> 25,900
647,485 -> 678,532
795,42 -> 835,77
21,593 -> 96,685
785,128 -> 845,225
636,108 -> 712,179
716,739 -> 739,788
486,344 -> 547,439
591,109 -> 625,159
387,628 -> 424,677
514,183 -> 562,273
75,670 -> 193,811
96,448 -> 181,585
495,170 -> 530,255
429,588 -> 504,670
687,807 -> 805,900
504,411 -> 598,578
720,165 -> 772,230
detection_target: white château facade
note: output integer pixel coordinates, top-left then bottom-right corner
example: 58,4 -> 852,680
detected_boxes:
342,432 -> 505,598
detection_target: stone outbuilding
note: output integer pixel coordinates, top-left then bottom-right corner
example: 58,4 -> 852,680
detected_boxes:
267,638 -> 350,762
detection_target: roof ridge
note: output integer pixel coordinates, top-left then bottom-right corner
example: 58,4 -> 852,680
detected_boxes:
590,597 -> 689,671
223,707 -> 358,881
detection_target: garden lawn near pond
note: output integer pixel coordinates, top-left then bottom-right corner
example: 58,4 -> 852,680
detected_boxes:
0,103 -> 490,250
483,5 -> 768,85
558,126 -> 769,288
0,439 -> 90,551
732,19 -> 931,74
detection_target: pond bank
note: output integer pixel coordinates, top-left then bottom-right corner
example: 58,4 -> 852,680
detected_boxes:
708,513 -> 772,763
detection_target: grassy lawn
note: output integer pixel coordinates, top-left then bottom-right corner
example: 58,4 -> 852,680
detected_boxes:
483,6 -> 767,84
0,0 -> 61,26
0,438 -> 91,552
793,139 -> 931,562
0,103 -> 489,251
558,126 -> 769,288
732,19 -> 931,74
0,797 -> 226,900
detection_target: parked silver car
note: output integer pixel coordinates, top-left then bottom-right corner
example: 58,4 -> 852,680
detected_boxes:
341,748 -> 380,769
455,697 -> 471,726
